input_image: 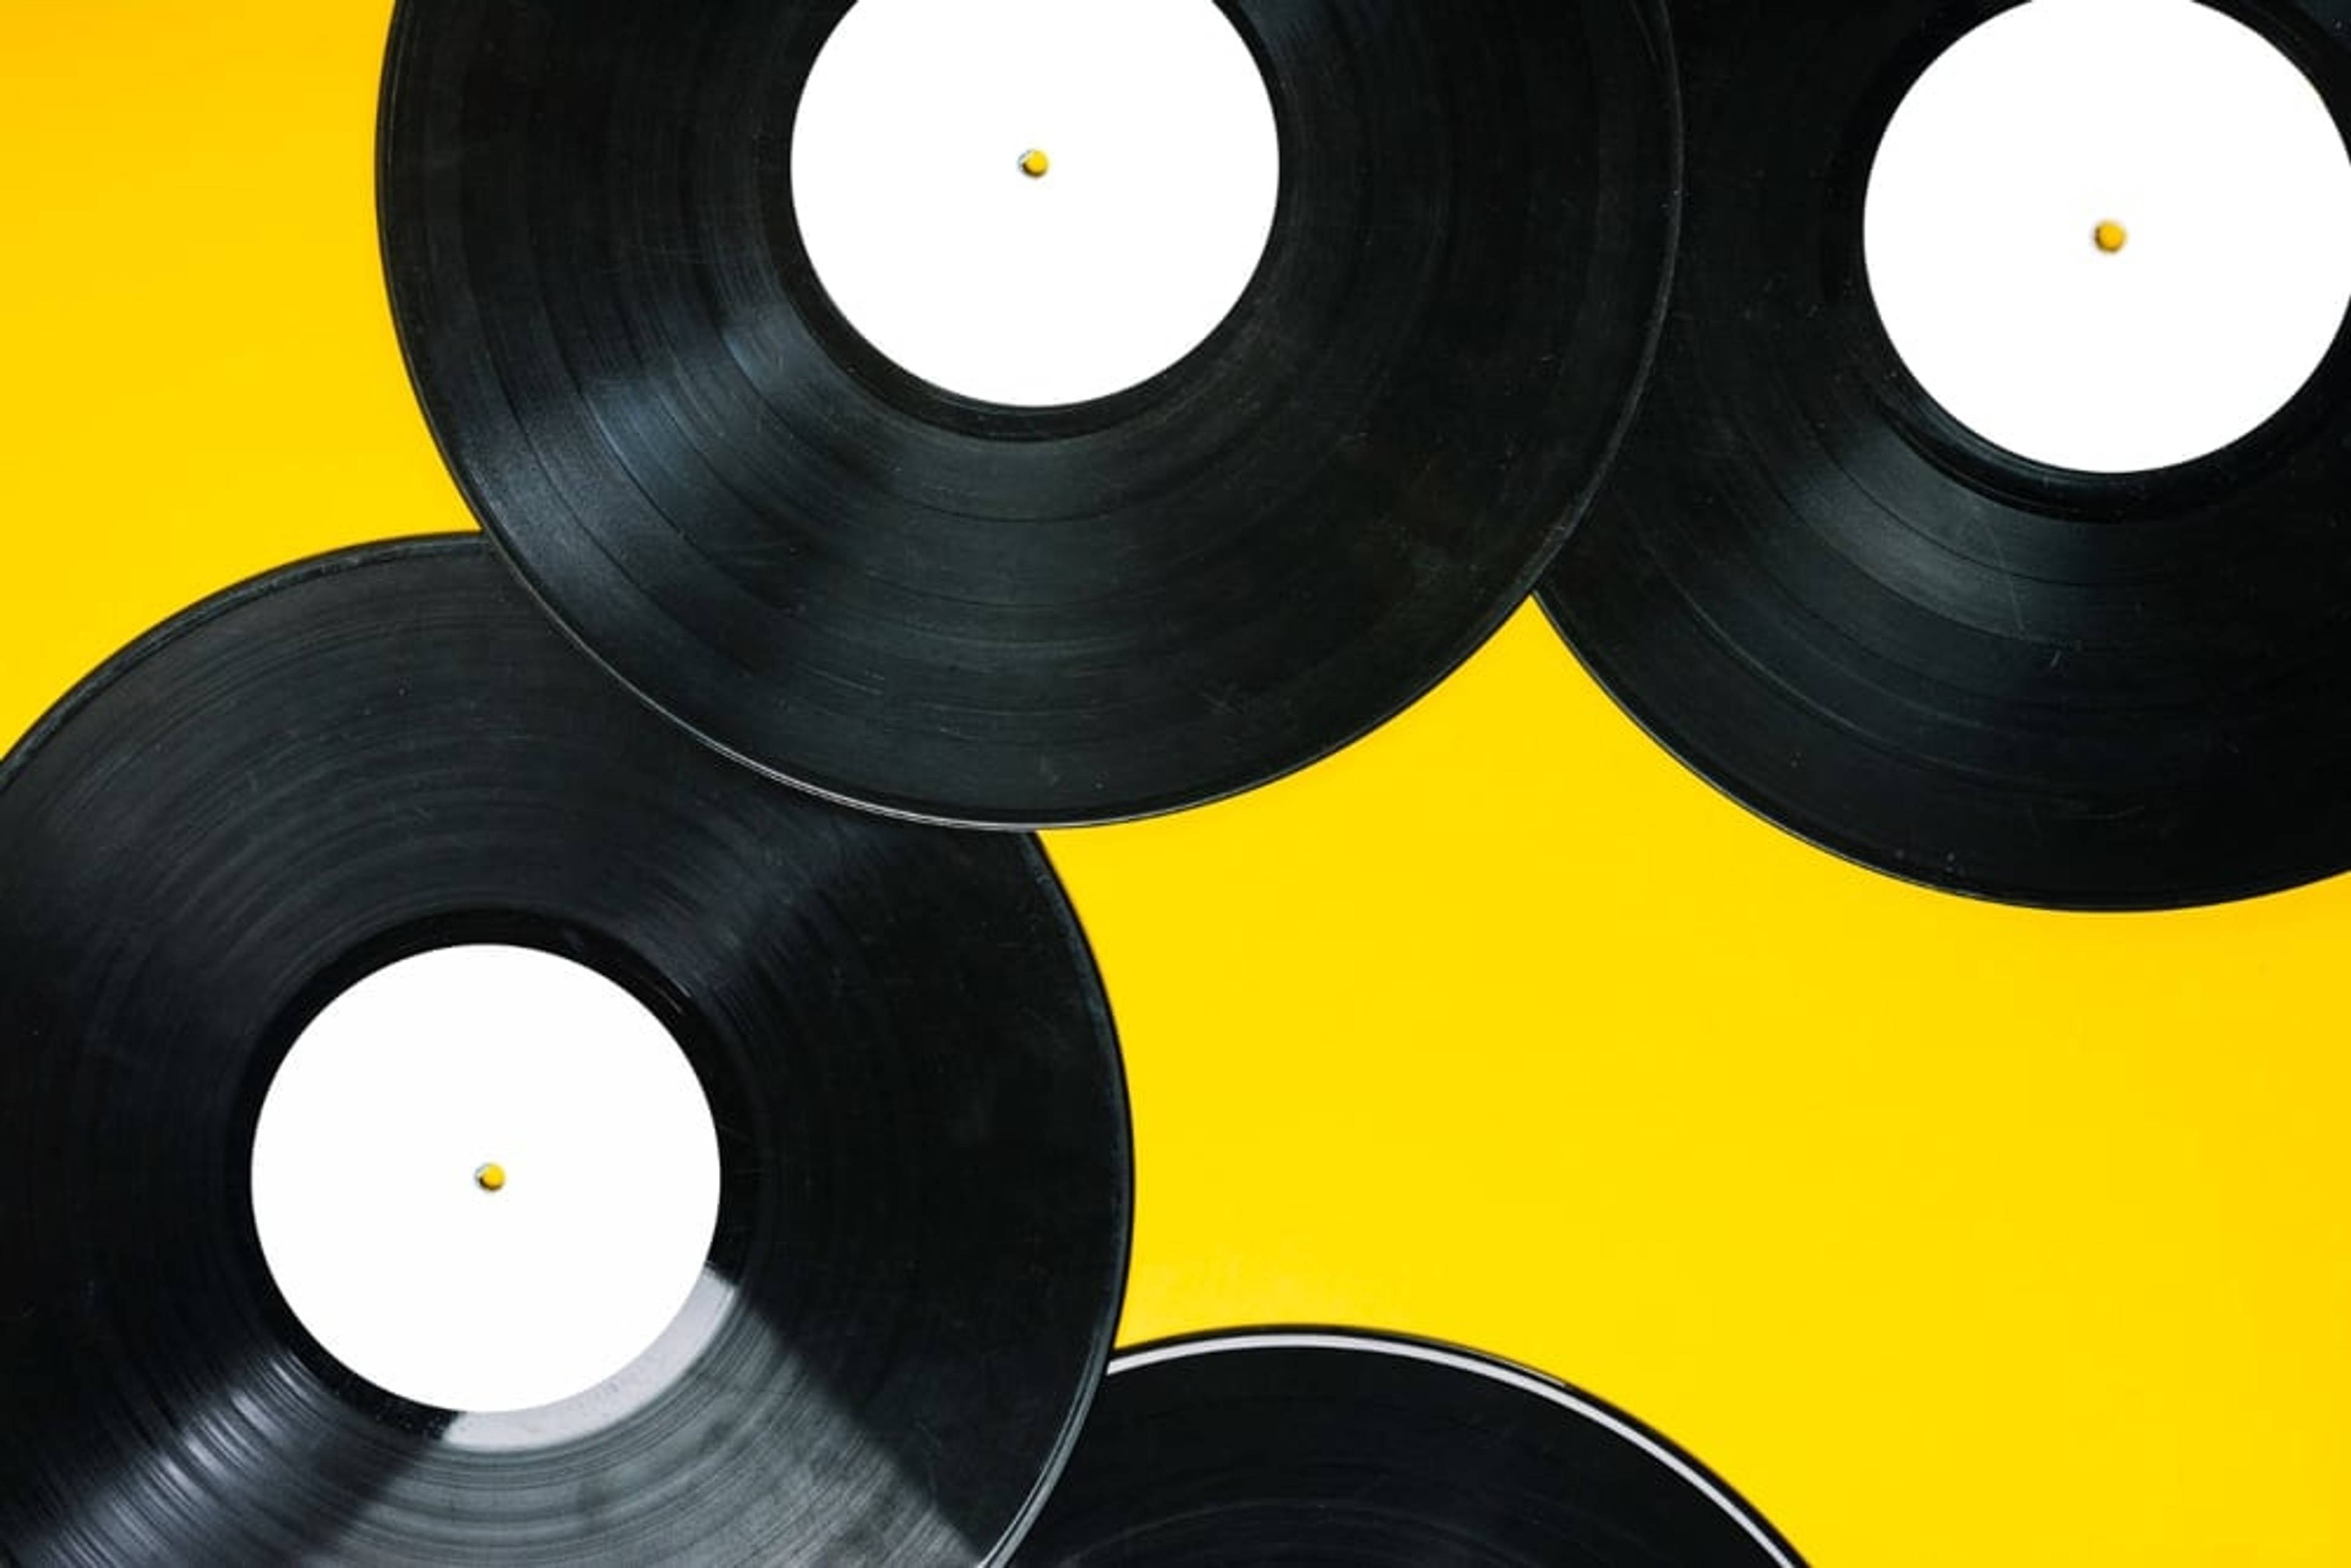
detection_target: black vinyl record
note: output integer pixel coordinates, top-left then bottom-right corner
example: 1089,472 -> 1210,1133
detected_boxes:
377,0 -> 1681,828
0,539 -> 1130,1565
1010,1329 -> 1801,1566
1539,0 -> 2351,909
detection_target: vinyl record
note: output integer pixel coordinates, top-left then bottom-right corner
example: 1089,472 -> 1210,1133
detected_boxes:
1010,1330 -> 1801,1566
1539,0 -> 2351,909
377,0 -> 1681,828
0,538 -> 1130,1565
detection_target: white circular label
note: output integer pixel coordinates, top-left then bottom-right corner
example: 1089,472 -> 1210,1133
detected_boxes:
250,945 -> 721,1414
1865,0 -> 2351,474
792,0 -> 1280,407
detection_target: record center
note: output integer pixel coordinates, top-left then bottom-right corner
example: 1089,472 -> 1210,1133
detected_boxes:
791,0 -> 1281,407
250,943 -> 722,1416
1864,0 -> 2351,475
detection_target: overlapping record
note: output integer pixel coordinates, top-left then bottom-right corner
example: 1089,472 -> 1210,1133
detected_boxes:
378,0 -> 1681,828
0,539 -> 1130,1564
1011,1329 -> 1801,1565
1541,0 -> 2351,910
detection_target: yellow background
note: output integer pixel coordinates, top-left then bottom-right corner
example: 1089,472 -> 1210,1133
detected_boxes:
6,5 -> 2349,1563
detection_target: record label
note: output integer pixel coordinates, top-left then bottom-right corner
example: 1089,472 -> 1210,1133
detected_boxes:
792,0 -> 1280,407
249,944 -> 722,1416
1864,0 -> 2351,473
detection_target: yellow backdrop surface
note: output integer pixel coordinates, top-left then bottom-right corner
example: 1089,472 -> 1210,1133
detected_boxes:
5,6 -> 2349,1564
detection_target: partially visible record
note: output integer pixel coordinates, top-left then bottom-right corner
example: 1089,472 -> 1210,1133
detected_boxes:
378,0 -> 1681,828
1540,0 -> 2351,909
0,538 -> 1130,1565
1011,1329 -> 1801,1566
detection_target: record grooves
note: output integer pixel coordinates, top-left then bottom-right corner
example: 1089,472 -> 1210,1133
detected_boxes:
1010,1329 -> 1802,1566
0,538 -> 1130,1565
378,0 -> 1682,828
1540,0 -> 2351,910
